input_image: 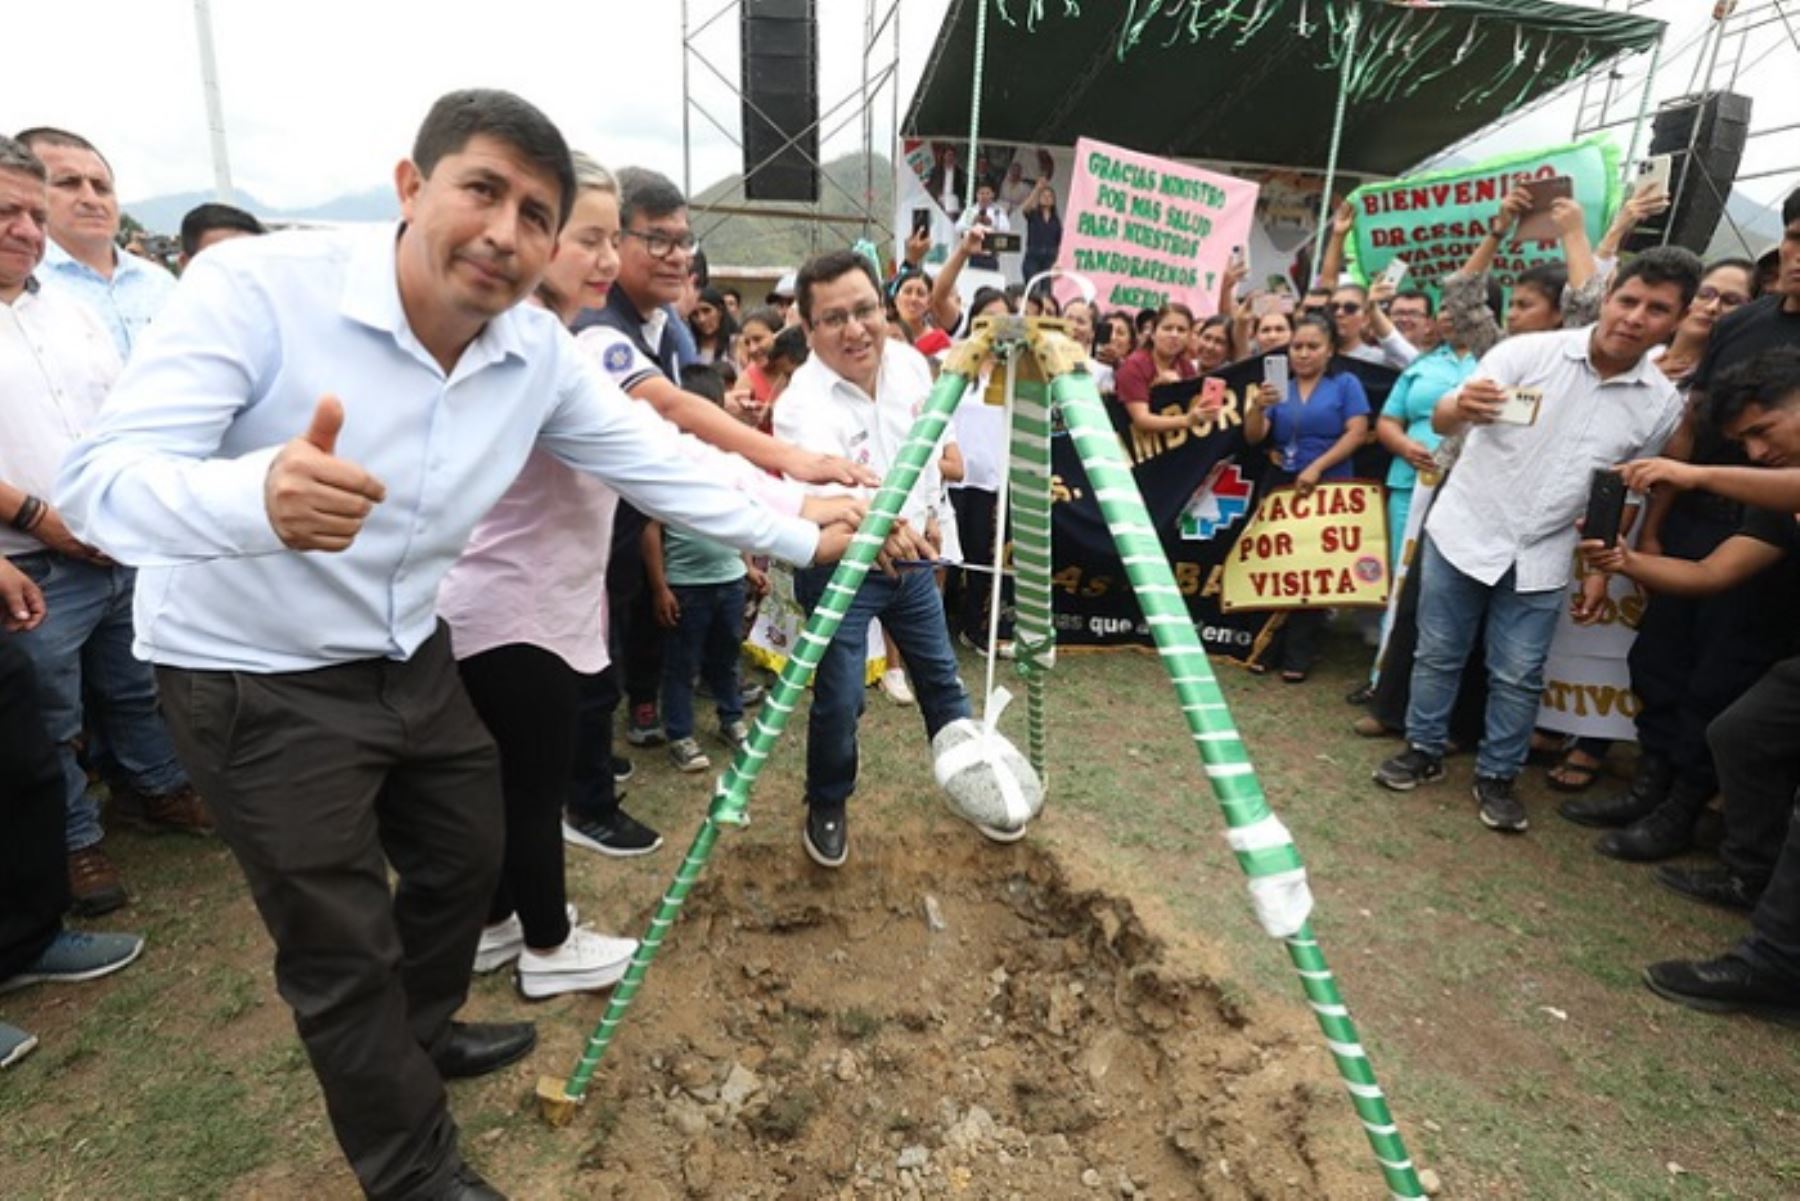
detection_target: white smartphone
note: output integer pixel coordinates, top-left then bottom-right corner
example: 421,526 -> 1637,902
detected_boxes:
1378,258 -> 1409,289
1263,355 -> 1289,393
1494,386 -> 1543,426
1635,154 -> 1672,199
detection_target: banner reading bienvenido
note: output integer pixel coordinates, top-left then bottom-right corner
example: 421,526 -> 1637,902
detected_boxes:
1343,135 -> 1622,297
1055,137 -> 1259,314
1220,482 -> 1390,612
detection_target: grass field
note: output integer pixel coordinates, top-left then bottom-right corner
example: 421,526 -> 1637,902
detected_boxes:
2,628 -> 1796,1199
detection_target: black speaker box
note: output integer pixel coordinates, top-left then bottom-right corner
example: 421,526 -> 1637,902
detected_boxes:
1626,91 -> 1752,255
741,0 -> 819,203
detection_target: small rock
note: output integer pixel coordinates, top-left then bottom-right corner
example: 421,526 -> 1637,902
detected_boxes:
923,895 -> 948,932
835,1049 -> 861,1083
1418,1166 -> 1443,1195
1666,1161 -> 1686,1176
720,1062 -> 761,1109
665,1095 -> 709,1137
1422,1119 -> 1443,1134
478,1127 -> 503,1145
670,1055 -> 713,1091
1081,1168 -> 1103,1188
897,1145 -> 930,1170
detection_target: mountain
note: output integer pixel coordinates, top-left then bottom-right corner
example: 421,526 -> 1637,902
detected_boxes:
122,185 -> 398,235
1707,188 -> 1785,259
123,156 -> 886,267
688,151 -> 895,268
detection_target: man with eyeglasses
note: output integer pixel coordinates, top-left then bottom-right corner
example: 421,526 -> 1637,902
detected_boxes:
564,168 -> 876,858
773,249 -> 984,868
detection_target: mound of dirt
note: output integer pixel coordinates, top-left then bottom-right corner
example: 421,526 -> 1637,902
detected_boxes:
546,837 -> 1359,1200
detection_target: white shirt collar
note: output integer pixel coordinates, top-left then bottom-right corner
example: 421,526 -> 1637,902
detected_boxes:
338,223 -> 527,371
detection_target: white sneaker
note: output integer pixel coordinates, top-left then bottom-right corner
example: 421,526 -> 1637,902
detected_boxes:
880,668 -> 916,705
473,904 -> 577,974
517,927 -> 639,999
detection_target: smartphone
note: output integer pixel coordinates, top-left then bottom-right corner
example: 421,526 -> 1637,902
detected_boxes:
1634,154 -> 1672,199
1582,468 -> 1628,548
1516,176 -> 1574,242
1493,385 -> 1543,426
985,232 -> 1022,254
1263,355 -> 1289,394
1378,258 -> 1410,289
911,207 -> 931,236
1229,244 -> 1246,270
1199,377 -> 1227,411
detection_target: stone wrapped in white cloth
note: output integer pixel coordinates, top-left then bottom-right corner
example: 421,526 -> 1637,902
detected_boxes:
931,688 -> 1043,833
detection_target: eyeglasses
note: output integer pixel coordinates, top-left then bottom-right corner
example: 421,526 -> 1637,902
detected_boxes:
813,301 -> 885,332
621,228 -> 698,259
1696,286 -> 1749,307
1331,301 -> 1363,314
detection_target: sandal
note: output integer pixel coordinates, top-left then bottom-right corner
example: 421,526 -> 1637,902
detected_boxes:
1281,670 -> 1308,684
1527,730 -> 1566,766
1546,750 -> 1604,794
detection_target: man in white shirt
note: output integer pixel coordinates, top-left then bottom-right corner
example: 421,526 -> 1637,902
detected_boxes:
0,136 -> 206,922
56,90 -> 851,1201
1374,248 -> 1701,834
774,249 -> 977,868
16,128 -> 175,361
955,181 -> 1011,272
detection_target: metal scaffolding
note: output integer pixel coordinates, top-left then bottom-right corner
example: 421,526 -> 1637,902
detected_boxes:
680,0 -> 906,250
1573,0 -> 1800,256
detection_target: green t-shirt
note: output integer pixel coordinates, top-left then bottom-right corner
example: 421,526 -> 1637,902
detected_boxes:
663,524 -> 747,587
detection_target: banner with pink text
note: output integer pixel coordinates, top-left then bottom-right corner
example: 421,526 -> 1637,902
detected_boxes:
1054,137 -> 1260,314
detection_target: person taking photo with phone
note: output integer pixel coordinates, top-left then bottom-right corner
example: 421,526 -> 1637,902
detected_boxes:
1244,311 -> 1373,683
1372,248 -> 1700,834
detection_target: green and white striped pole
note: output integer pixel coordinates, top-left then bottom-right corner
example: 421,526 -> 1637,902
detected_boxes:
545,363 -> 981,1112
1049,364 -> 1424,1201
1006,364 -> 1056,780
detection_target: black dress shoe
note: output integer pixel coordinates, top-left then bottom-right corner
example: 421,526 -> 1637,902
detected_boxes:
446,1161 -> 507,1200
1654,865 -> 1767,914
1560,752 -> 1671,828
432,1021 -> 537,1080
803,803 -> 848,868
1594,783 -> 1710,863
1644,954 -> 1800,1027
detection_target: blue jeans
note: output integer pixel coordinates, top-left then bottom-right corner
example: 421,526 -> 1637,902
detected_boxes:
659,579 -> 747,741
7,554 -> 188,850
794,565 -> 971,807
1405,538 -> 1564,780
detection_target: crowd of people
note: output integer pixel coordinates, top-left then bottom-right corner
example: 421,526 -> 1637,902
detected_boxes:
2,83 -> 1798,1200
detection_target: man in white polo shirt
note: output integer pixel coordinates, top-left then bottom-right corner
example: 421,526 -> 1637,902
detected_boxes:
1374,247 -> 1700,833
774,249 -> 989,868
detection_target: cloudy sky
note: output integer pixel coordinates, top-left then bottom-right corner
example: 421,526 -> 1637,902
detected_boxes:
9,0 -> 1795,214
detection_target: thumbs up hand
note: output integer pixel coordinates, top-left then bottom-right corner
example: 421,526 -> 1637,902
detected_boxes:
264,396 -> 388,552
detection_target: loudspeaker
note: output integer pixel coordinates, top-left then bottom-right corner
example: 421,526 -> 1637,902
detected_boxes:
1627,91 -> 1752,255
741,0 -> 819,203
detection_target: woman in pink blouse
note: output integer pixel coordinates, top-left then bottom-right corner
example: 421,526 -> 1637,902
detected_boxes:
438,156 -> 853,998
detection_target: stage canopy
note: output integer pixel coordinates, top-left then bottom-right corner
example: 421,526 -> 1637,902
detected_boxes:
904,0 -> 1666,177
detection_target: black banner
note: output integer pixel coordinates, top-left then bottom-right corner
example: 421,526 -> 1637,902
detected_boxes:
1041,353 -> 1399,661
